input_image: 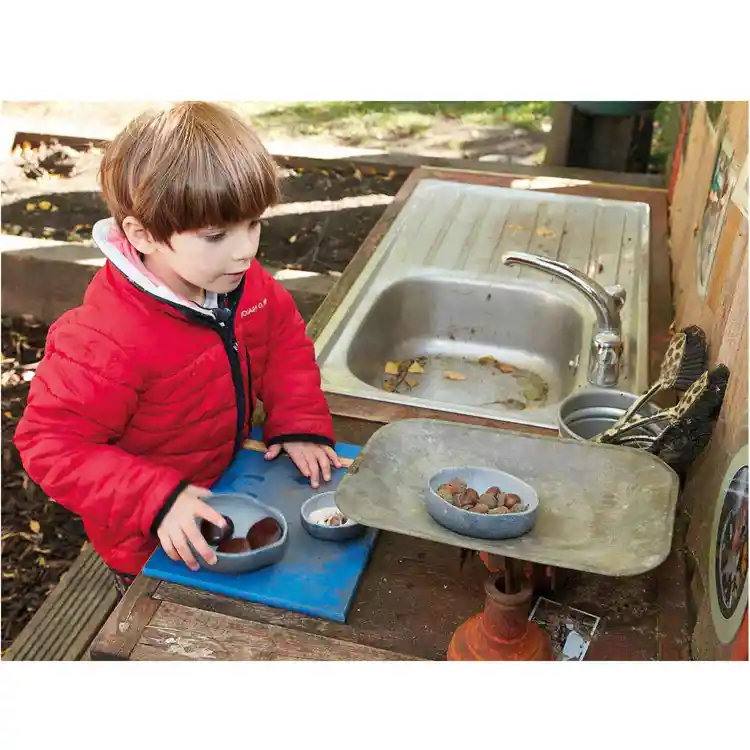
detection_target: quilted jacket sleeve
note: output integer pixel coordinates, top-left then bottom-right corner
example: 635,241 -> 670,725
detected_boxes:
14,319 -> 187,538
254,271 -> 335,448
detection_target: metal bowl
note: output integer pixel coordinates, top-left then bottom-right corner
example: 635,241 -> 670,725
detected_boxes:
189,492 -> 288,574
426,466 -> 539,540
557,388 -> 667,444
300,491 -> 365,542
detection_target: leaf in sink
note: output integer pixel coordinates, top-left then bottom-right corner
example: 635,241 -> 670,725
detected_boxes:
444,371 -> 467,381
495,363 -> 516,374
384,361 -> 400,375
407,361 -> 425,374
478,355 -> 500,366
507,223 -> 525,230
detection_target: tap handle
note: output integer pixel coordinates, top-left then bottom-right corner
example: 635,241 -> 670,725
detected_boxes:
605,284 -> 627,311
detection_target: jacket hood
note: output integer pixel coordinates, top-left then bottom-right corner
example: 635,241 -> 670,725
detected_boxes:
92,218 -> 215,317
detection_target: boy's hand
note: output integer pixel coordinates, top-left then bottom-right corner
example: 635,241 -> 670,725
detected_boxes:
265,442 -> 342,489
157,484 -> 226,571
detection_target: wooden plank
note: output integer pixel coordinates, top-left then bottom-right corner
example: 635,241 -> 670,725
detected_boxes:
88,575 -> 161,660
152,531 -> 487,661
4,544 -> 118,661
131,601 -> 422,661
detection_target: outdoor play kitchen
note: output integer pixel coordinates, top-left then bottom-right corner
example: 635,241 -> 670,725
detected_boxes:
2,101 -> 747,661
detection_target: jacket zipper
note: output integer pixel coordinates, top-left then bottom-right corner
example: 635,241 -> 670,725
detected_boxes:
108,265 -> 248,455
215,315 -> 246,457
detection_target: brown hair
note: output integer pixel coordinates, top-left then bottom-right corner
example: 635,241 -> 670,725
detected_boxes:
99,101 -> 280,243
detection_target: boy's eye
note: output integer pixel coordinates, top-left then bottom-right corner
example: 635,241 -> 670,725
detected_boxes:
205,232 -> 226,243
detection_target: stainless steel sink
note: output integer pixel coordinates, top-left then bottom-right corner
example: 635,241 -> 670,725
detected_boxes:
315,178 -> 651,431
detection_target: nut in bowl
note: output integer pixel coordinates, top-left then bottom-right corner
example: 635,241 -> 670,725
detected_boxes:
300,491 -> 366,542
427,467 -> 539,540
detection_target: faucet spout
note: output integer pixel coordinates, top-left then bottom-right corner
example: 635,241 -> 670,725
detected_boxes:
502,251 -> 626,388
502,252 -> 622,333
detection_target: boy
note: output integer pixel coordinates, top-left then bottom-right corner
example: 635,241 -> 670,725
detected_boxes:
14,102 -> 340,588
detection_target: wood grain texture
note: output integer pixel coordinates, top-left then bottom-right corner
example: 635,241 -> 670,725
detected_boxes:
667,101 -> 748,659
89,575 -> 161,660
154,532 -> 487,661
131,601 -> 423,661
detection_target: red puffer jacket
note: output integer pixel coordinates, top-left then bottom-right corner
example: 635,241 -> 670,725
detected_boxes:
14,219 -> 335,575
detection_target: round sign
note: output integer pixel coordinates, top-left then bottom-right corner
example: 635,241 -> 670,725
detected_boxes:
709,445 -> 749,643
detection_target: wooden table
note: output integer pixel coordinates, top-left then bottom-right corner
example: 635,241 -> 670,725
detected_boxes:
90,166 -> 678,661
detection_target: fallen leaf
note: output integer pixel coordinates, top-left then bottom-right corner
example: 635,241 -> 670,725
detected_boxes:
386,169 -> 397,180
288,234 -> 298,244
535,227 -> 556,238
353,168 -> 363,181
42,227 -> 56,236
384,361 -> 400,375
496,363 -> 516,374
321,169 -> 329,176
37,556 -> 46,567
383,378 -> 396,393
407,361 -> 424,374
507,223 -> 525,230
478,355 -> 499,366
3,411 -> 12,418
405,379 -> 419,389
50,205 -> 59,212
29,520 -> 41,533
444,371 -> 467,381
25,203 -> 37,211
38,200 -> 52,211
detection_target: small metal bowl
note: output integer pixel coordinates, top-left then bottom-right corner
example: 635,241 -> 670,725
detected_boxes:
426,466 -> 539,540
300,491 -> 365,542
557,388 -> 667,444
188,493 -> 288,574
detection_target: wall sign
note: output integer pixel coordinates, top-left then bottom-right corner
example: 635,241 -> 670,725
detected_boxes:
709,445 -> 749,644
696,132 -> 740,297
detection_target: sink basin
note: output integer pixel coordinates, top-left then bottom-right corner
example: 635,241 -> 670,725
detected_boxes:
315,178 -> 651,431
346,276 -> 584,414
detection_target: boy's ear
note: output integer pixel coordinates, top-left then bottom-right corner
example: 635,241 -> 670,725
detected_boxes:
122,216 -> 160,255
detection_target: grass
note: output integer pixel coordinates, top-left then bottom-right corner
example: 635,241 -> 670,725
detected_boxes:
232,101 -> 553,145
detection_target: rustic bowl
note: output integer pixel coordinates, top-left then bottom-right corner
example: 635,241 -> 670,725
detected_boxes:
189,492 -> 288,574
426,466 -> 539,540
300,490 -> 365,542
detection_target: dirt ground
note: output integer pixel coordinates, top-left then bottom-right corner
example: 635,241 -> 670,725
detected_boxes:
0,136 -> 409,653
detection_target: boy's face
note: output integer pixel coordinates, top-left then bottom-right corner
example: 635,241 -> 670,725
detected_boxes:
125,217 -> 261,299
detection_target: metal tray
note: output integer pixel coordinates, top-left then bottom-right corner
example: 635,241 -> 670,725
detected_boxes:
335,418 -> 680,577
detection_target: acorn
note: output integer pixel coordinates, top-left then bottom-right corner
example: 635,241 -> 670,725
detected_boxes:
444,478 -> 468,495
436,485 -> 454,501
486,486 -> 501,497
489,506 -> 511,515
473,503 -> 490,514
479,492 -> 498,509
510,503 -> 526,514
504,493 -> 521,509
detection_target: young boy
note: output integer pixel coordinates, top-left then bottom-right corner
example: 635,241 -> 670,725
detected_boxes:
14,101 -> 340,589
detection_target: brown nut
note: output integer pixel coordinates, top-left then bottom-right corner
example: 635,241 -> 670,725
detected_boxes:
486,486 -> 501,497
504,493 -> 521,509
444,478 -> 468,495
479,492 -> 498,509
464,488 -> 480,503
458,491 -> 475,508
473,503 -> 489,514
510,503 -> 526,514
436,485 -> 454,501
489,506 -> 510,515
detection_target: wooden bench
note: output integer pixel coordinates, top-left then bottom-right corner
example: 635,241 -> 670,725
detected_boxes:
4,544 -> 118,661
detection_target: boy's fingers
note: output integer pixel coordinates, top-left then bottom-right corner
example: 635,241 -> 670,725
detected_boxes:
317,450 -> 332,483
185,524 -> 218,566
172,533 -> 199,571
195,500 -> 226,530
161,535 -> 180,562
264,444 -> 282,461
324,446 -> 342,469
308,456 -> 321,489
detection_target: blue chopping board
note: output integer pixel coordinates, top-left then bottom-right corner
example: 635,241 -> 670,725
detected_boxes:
142,429 -> 377,623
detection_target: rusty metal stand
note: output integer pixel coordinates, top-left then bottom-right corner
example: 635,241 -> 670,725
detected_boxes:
448,558 -> 552,661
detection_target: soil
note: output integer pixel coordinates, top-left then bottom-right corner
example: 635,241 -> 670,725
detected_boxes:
0,140 -> 408,653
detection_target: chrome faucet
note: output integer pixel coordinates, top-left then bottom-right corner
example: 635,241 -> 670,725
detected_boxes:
502,251 -> 626,388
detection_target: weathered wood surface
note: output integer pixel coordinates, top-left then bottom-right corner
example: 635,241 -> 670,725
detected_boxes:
4,544 -> 117,661
130,601 -> 423,661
